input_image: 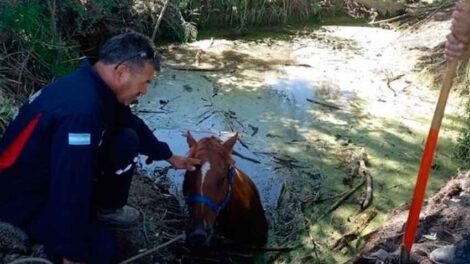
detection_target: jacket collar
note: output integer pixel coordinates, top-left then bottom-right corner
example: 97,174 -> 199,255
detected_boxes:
79,59 -> 119,121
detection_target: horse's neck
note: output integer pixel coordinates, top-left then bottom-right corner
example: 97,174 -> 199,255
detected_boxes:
223,168 -> 263,216
230,168 -> 246,205
217,168 -> 267,237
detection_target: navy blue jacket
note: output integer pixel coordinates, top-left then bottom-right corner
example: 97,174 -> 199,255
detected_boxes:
0,60 -> 172,261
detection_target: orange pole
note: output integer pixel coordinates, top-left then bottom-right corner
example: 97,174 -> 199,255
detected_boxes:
401,59 -> 458,253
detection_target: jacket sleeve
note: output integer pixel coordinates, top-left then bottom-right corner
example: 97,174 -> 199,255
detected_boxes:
117,106 -> 173,161
37,113 -> 100,262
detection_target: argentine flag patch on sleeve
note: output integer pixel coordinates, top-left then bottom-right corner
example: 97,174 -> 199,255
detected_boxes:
68,133 -> 91,145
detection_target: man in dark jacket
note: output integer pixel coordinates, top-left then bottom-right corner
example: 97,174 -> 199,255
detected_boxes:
0,32 -> 200,264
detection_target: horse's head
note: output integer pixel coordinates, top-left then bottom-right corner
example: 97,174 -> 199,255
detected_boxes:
183,132 -> 238,247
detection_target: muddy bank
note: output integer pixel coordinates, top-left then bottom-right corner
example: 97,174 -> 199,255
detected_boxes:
354,0 -> 405,16
353,170 -> 470,264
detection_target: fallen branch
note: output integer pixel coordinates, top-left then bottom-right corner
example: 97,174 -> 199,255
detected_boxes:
159,96 -> 181,110
369,13 -> 409,25
273,156 -> 306,169
265,241 -> 295,263
370,3 -> 454,26
248,124 -> 259,137
361,163 -> 373,210
251,246 -> 296,252
195,38 -> 214,65
331,233 -> 358,251
309,192 -> 344,203
357,149 -> 373,211
320,179 -> 365,219
283,63 -> 312,68
233,150 -> 261,164
161,219 -> 185,223
138,207 -> 150,244
331,209 -> 377,251
196,112 -> 215,125
385,74 -> 405,84
407,2 -> 452,31
163,63 -> 225,72
237,138 -> 249,150
385,81 -> 397,97
8,257 -> 54,264
151,0 -> 170,42
138,109 -> 168,114
306,98 -> 341,110
119,233 -> 185,264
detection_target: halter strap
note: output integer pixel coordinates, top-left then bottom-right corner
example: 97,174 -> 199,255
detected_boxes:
185,165 -> 235,215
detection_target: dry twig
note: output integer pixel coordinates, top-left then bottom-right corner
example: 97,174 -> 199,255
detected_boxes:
320,179 -> 366,219
151,0 -> 171,41
8,257 -> 54,264
119,233 -> 185,264
307,98 -> 342,110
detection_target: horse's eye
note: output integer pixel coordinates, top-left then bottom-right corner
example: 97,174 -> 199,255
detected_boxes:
217,177 -> 226,187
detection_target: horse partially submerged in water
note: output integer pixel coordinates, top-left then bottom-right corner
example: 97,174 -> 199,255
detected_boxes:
183,132 -> 268,247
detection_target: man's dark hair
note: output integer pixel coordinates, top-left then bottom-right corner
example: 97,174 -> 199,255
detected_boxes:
99,32 -> 160,71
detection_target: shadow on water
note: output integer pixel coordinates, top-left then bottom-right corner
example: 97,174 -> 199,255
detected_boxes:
195,16 -> 370,41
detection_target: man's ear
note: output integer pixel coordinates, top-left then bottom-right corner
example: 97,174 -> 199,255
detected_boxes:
187,131 -> 197,148
223,133 -> 238,151
114,64 -> 130,83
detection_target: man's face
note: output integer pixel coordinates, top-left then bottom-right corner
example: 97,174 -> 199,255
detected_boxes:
113,62 -> 156,105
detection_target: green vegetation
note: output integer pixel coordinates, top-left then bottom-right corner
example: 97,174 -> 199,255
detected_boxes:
453,61 -> 470,165
455,101 -> 470,164
0,94 -> 15,133
0,0 -> 193,135
175,0 -> 337,31
0,1 -> 79,76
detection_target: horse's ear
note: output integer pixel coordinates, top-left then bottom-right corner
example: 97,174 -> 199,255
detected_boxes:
186,131 -> 197,148
223,133 -> 238,150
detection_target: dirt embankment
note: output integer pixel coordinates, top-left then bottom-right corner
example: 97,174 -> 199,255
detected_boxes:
353,170 -> 470,264
354,0 -> 405,16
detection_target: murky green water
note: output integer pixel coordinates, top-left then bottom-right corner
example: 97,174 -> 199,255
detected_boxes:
136,23 -> 465,262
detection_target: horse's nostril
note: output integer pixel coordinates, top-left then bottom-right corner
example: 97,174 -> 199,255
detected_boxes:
187,229 -> 208,247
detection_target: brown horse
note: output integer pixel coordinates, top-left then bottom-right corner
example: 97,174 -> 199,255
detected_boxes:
183,132 -> 268,248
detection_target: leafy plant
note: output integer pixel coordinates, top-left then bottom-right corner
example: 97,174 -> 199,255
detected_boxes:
0,94 -> 16,135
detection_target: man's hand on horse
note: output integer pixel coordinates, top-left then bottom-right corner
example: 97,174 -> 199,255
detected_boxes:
446,1 -> 470,60
167,155 -> 201,171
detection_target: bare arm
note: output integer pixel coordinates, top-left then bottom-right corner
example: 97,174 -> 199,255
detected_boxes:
445,2 -> 470,60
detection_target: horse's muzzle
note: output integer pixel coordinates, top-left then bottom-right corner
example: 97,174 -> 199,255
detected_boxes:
186,227 -> 212,248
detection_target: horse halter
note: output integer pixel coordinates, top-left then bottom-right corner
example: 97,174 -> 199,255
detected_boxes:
185,165 -> 235,215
